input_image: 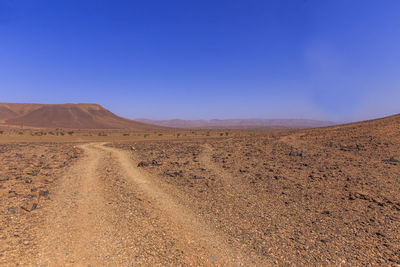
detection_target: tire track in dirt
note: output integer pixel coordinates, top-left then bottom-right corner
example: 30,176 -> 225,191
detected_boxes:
35,143 -> 126,266
100,143 -> 257,266
30,143 -> 258,266
197,143 -> 279,264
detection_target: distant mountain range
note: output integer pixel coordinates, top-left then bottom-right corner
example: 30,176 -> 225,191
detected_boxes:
0,102 -> 337,129
135,118 -> 337,129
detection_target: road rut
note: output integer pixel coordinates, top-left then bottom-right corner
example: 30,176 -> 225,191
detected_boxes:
31,143 -> 256,266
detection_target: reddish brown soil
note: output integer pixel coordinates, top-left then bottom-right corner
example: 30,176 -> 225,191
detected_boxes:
113,114 -> 400,265
0,143 -> 81,264
1,113 -> 399,265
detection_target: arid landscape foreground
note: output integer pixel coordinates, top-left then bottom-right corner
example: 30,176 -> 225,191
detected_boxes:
1,114 -> 400,266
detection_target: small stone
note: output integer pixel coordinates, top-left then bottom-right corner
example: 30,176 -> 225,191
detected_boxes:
8,207 -> 17,214
383,157 -> 400,163
151,160 -> 161,166
137,161 -> 149,167
31,203 -> 38,211
39,190 -> 49,197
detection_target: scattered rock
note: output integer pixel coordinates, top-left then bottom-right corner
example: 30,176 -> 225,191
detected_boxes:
383,157 -> 400,163
340,144 -> 361,151
137,161 -> 149,167
375,232 -> 385,237
7,206 -> 17,214
151,160 -> 161,166
31,203 -> 38,211
164,170 -> 183,177
39,190 -> 49,197
0,177 -> 10,182
8,190 -> 18,197
289,150 -> 306,157
20,203 -> 38,212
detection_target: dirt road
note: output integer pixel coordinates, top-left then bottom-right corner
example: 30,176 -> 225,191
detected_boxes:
28,143 -> 259,266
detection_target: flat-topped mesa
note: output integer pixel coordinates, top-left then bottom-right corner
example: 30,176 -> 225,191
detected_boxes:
0,103 -> 160,130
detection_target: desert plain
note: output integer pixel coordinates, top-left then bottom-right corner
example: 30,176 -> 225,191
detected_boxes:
1,107 -> 399,266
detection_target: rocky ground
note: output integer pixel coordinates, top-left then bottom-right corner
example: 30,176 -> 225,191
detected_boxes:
0,143 -> 81,265
112,115 -> 400,265
1,114 -> 399,266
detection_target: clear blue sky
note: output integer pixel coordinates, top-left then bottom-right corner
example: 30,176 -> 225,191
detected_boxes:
1,0 -> 400,121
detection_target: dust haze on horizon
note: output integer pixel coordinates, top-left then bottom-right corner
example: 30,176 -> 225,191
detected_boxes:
1,1 -> 400,123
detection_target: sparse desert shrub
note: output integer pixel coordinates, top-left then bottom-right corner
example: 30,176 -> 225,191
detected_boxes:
177,133 -> 181,137
48,132 -> 55,135
144,134 -> 149,138
0,130 -> 3,134
206,132 -> 210,136
225,132 -> 229,136
123,133 -> 130,136
18,132 -> 23,135
158,133 -> 163,136
98,132 -> 108,136
67,131 -> 74,135
60,132 -> 65,136
220,133 -> 224,136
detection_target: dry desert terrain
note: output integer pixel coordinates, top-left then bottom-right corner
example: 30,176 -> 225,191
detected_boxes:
1,114 -> 399,266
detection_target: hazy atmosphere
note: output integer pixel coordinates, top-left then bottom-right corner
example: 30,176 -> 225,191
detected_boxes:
1,0 -> 399,122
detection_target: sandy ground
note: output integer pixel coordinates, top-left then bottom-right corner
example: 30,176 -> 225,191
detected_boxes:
1,115 -> 400,266
111,117 -> 400,265
2,143 -> 262,266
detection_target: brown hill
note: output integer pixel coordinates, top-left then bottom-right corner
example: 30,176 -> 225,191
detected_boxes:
0,103 -> 160,130
0,103 -> 43,123
135,118 -> 337,129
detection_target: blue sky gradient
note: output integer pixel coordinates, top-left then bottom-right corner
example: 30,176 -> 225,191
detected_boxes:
1,0 -> 400,121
